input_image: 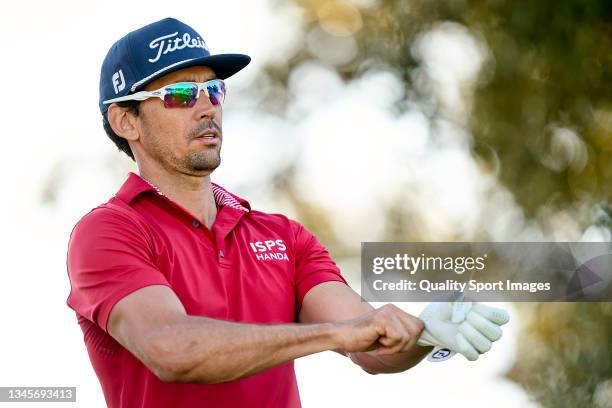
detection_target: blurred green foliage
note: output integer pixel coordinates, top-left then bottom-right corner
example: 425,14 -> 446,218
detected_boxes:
263,0 -> 612,217
508,303 -> 612,407
260,1 -> 612,406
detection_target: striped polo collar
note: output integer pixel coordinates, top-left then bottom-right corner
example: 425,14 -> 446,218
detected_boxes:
117,172 -> 250,212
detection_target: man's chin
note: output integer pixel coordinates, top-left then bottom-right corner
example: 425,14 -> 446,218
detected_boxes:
185,153 -> 221,174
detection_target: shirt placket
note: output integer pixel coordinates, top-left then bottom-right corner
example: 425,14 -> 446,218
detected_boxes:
212,207 -> 245,265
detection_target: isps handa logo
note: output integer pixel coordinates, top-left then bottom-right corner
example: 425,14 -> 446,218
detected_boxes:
249,240 -> 289,261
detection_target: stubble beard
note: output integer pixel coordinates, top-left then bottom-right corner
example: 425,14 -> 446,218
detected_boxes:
185,145 -> 221,172
183,119 -> 223,173
142,115 -> 223,175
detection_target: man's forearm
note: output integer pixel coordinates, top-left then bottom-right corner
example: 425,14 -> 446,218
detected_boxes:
146,315 -> 339,384
349,344 -> 432,374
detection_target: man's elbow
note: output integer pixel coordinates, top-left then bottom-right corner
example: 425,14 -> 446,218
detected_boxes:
142,336 -> 213,384
142,341 -> 184,382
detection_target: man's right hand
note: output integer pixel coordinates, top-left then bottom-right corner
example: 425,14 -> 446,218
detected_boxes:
332,304 -> 426,356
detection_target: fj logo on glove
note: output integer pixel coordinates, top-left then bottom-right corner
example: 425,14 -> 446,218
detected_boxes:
431,349 -> 451,360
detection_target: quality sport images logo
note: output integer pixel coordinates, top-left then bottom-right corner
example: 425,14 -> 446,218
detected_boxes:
249,240 -> 289,261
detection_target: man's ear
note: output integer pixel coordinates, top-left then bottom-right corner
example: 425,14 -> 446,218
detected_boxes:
107,104 -> 140,142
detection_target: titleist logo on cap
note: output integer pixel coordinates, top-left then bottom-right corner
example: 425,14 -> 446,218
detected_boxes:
148,31 -> 209,63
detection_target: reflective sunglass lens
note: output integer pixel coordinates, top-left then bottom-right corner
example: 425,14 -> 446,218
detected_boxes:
164,83 -> 198,108
206,80 -> 226,105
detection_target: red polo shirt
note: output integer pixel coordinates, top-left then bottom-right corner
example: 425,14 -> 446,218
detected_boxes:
66,173 -> 346,408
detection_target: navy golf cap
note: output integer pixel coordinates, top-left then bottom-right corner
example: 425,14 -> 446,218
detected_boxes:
99,17 -> 250,114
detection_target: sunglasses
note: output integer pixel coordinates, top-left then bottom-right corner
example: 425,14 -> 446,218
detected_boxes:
102,79 -> 226,108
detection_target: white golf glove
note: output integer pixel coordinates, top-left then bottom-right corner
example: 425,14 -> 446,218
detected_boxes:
417,302 -> 510,362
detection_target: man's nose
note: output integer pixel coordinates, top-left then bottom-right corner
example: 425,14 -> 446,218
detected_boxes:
193,91 -> 218,119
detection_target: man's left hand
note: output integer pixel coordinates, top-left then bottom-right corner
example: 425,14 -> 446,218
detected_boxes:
417,302 -> 510,361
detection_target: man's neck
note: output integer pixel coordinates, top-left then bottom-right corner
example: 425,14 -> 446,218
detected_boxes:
139,168 -> 217,229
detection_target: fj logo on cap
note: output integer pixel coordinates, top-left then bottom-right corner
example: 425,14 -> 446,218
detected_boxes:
148,31 -> 209,63
112,70 -> 126,94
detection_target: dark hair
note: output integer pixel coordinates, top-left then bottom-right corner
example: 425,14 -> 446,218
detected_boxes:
102,101 -> 140,161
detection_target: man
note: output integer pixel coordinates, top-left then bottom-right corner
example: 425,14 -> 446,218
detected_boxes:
67,17 -> 509,407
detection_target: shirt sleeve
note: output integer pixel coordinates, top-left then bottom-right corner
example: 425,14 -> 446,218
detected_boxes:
66,206 -> 171,333
290,220 -> 347,310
